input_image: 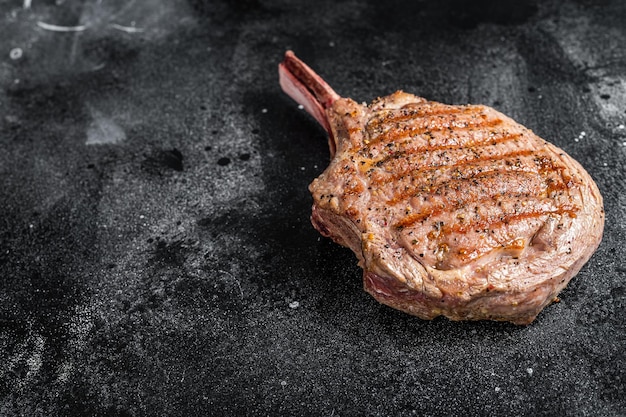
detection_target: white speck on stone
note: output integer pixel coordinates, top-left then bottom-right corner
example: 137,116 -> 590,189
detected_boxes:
574,138 -> 579,142
10,47 -> 23,60
57,361 -> 73,383
139,215 -> 145,219
495,387 -> 501,392
4,114 -> 19,124
26,335 -> 45,377
289,301 -> 300,309
603,162 -> 608,166
617,124 -> 625,129
526,367 -> 533,376
297,104 -> 304,110
300,166 -> 305,171
261,108 -> 268,113
329,41 -> 335,47
280,380 -> 287,386
580,131 -> 586,136
86,108 -> 126,145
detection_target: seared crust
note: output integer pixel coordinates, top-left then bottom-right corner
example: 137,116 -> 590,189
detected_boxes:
310,91 -> 604,324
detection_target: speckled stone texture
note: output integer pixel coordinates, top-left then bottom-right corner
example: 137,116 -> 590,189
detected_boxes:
0,0 -> 624,416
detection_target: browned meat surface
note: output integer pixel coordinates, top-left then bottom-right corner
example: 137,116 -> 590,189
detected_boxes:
279,51 -> 604,325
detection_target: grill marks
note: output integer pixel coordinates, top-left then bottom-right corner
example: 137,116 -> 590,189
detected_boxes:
382,150 -> 572,205
367,102 -> 470,128
373,148 -> 536,193
360,102 -> 578,266
394,172 -> 549,228
365,104 -> 500,149
397,193 -> 576,236
363,132 -> 527,176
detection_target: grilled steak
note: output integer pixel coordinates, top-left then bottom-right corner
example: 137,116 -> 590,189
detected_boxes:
278,51 -> 604,324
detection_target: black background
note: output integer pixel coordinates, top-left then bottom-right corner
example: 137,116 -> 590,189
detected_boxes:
1,0 -> 625,415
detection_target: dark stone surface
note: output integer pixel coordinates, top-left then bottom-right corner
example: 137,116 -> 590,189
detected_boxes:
1,0 -> 625,415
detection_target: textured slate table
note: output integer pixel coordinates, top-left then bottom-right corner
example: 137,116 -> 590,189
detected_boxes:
1,0 -> 625,415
